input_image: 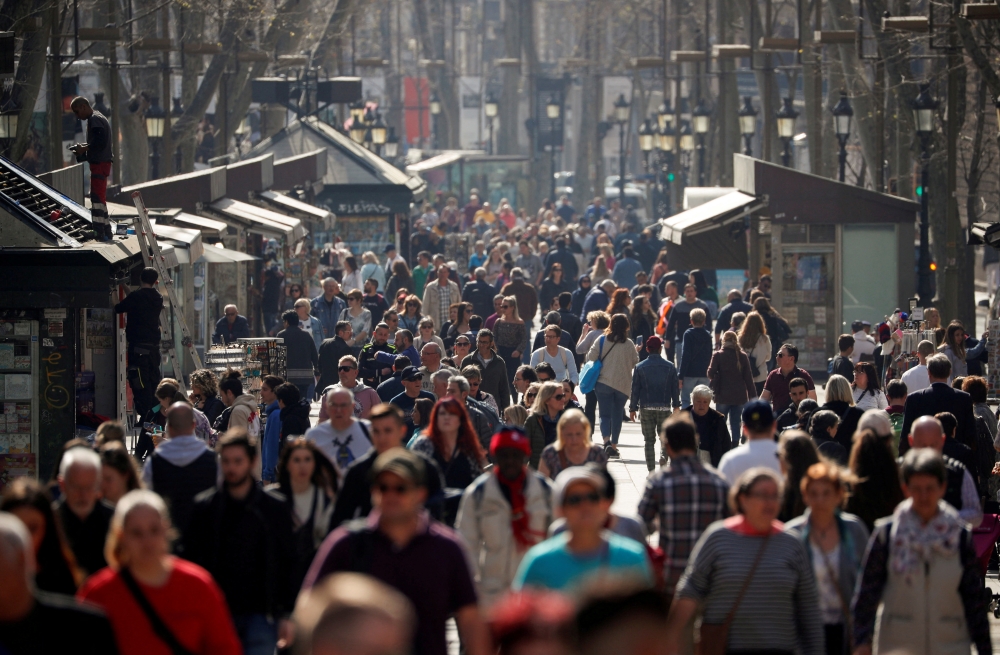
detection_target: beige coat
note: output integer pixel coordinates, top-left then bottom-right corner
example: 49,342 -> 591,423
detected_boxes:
421,280 -> 461,327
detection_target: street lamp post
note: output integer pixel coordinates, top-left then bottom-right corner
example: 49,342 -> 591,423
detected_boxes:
429,93 -> 441,149
912,83 -> 938,306
484,93 -> 498,155
145,97 -> 166,179
371,112 -> 387,156
613,93 -> 630,206
639,118 -> 655,216
171,97 -> 183,175
384,127 -> 400,164
679,120 -> 694,187
657,122 -> 675,216
776,96 -> 799,168
348,117 -> 366,144
692,98 -> 710,186
546,95 -> 561,202
738,96 -> 758,157
831,90 -> 853,183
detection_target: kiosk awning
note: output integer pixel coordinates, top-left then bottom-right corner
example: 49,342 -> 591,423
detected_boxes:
659,191 -> 766,244
198,244 -> 260,263
209,198 -> 307,242
150,221 -> 204,262
969,223 -> 1000,249
257,190 -> 334,228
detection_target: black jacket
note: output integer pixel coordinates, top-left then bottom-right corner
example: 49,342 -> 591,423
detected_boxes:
544,245 -> 579,280
213,315 -> 251,344
56,499 -> 114,577
831,355 -> 855,382
317,336 -> 354,391
685,407 -> 731,467
462,278 -> 497,321
280,398 -> 312,439
821,400 -> 865,451
277,325 -> 319,381
899,382 -> 977,457
184,484 -> 296,618
571,275 -> 592,318
84,111 -> 113,163
715,299 -> 753,335
200,395 -> 226,424
114,287 -> 163,344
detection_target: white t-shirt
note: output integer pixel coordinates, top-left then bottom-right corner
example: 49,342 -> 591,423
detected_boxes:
850,331 -> 876,363
900,364 -> 930,394
717,439 -> 780,483
305,419 -> 373,473
530,346 -> 579,384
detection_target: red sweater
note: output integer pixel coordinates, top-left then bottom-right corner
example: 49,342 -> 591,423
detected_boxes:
78,558 -> 241,655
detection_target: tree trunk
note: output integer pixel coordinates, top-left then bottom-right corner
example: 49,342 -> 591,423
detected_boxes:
497,0 -> 521,155
7,0 -> 50,164
179,6 -> 205,173
312,0 -> 353,75
572,0 -> 598,208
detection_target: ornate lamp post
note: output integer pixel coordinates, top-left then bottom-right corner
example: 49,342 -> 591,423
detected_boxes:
371,112 -> 387,156
738,96 -> 758,157
613,93 -> 630,205
484,93 -> 498,155
384,127 -> 400,163
429,93 -> 441,148
776,96 -> 799,168
657,121 -> 676,216
831,90 -> 853,183
911,83 -> 938,305
679,119 -> 694,186
546,95 -> 561,201
145,97 -> 166,179
692,97 -> 711,186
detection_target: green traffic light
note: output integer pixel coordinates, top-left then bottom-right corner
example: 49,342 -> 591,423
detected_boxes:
667,173 -> 675,182
915,186 -> 923,197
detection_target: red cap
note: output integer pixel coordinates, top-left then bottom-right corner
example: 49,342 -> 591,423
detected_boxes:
645,335 -> 663,351
490,426 -> 532,458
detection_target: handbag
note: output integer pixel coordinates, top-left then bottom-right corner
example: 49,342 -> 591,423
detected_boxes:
119,568 -> 196,655
697,533 -> 770,655
578,336 -> 616,394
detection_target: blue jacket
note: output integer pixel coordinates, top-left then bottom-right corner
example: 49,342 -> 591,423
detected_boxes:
678,326 -> 713,378
630,355 -> 680,412
375,343 -> 421,369
262,401 -> 281,482
376,373 -> 405,402
580,287 -> 609,322
611,256 -> 643,288
311,295 -> 347,340
304,315 -> 323,352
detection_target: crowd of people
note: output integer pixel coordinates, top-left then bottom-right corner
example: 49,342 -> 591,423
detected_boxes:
1,191 -> 998,655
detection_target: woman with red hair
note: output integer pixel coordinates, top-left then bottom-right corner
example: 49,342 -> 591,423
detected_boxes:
411,397 -> 488,525
605,288 -> 631,317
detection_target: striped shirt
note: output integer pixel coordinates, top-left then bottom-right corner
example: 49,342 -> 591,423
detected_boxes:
636,455 -> 729,593
676,521 -> 824,655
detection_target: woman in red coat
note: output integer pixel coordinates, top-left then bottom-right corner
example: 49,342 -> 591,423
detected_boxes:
78,490 -> 241,655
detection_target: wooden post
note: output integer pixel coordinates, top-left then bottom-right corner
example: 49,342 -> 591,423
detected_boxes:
48,4 -> 63,172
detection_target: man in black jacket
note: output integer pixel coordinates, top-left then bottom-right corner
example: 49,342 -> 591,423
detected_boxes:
543,238 -> 579,281
316,320 -> 354,392
462,267 -> 497,321
114,267 -> 163,417
330,404 -> 444,529
275,382 -> 312,439
277,310 -> 319,401
55,448 -> 113,577
714,290 -> 753,347
213,304 -> 252,344
185,431 -> 296,654
899,354 -> 978,457
460,329 -> 511,410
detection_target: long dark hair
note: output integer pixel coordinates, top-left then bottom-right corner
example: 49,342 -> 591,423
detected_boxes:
689,269 -> 710,296
427,397 -> 485,463
852,361 -> 882,397
0,478 -> 82,591
845,428 -> 905,529
413,398 -> 435,430
777,431 -> 820,522
99,442 -> 143,494
942,321 -> 966,360
276,437 -> 338,498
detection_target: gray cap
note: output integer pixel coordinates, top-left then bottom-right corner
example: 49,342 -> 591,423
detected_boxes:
553,465 -> 607,507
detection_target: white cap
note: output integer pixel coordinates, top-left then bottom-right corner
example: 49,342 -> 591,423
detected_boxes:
857,408 -> 893,438
552,465 -> 607,507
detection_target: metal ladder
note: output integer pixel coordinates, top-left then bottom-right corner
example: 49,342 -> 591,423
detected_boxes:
130,191 -> 203,392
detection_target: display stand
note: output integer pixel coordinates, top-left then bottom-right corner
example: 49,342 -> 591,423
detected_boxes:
203,345 -> 245,378
237,338 -> 286,405
987,320 -> 1000,400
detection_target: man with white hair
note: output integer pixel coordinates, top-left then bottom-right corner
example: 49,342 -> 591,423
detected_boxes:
418,342 -> 458,395
908,415 -> 982,527
213,304 -> 252,344
55,447 -> 113,576
431,369 -> 452,399
0,513 -> 118,654
305,388 -> 373,473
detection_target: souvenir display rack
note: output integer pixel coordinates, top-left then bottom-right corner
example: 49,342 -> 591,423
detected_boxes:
203,345 -> 245,377
237,338 -> 286,405
888,328 -> 939,381
987,319 -> 999,399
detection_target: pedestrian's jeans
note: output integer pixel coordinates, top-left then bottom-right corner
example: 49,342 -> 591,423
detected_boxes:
715,402 -> 745,447
595,382 -> 628,445
680,377 -> 710,407
233,613 -> 277,655
640,408 -> 673,470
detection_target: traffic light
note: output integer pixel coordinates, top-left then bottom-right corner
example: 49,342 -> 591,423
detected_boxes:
667,172 -> 675,182
915,185 -> 923,197
929,261 -> 937,271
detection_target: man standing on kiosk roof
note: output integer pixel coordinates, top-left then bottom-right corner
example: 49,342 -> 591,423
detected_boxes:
69,97 -> 114,242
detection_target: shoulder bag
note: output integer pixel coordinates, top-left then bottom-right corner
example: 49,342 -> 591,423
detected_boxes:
119,568 -> 195,655
697,533 -> 771,655
579,336 -> 617,394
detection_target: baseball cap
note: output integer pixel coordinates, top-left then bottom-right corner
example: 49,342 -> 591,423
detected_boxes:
645,335 -> 663,351
851,320 -> 864,332
370,448 -> 426,487
401,366 -> 423,381
490,426 -> 532,458
553,464 -> 607,507
741,399 -> 775,431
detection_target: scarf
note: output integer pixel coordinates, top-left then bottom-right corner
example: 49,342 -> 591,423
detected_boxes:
888,498 -> 963,584
495,468 -> 545,550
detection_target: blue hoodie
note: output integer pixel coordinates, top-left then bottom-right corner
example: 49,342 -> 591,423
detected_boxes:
262,400 -> 281,482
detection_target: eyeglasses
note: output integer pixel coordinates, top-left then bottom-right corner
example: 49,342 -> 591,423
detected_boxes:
225,312 -> 237,317
455,340 -> 470,346
776,352 -> 787,359
563,491 -> 601,507
338,366 -> 357,372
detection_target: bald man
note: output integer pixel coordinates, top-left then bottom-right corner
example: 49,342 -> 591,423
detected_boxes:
142,402 -> 218,542
70,96 -> 114,241
907,416 -> 982,527
0,513 -> 118,654
213,304 -> 252,344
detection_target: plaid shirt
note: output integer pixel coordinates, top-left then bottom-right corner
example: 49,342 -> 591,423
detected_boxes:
637,454 -> 730,593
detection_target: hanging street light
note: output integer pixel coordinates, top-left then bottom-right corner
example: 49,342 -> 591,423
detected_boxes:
911,82 -> 939,305
349,118 -> 366,144
655,122 -> 676,217
384,127 -> 400,161
656,101 -> 673,131
831,90 -> 854,183
145,97 -> 166,179
429,94 -> 442,116
776,96 -> 799,167
692,98 -> 710,185
545,95 -> 561,201
349,99 -> 365,124
738,96 -> 758,157
484,92 -> 498,154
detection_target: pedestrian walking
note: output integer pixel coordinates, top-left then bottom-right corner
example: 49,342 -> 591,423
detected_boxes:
98,442 -> 143,506
760,343 -> 817,414
55,447 -> 113,577
820,375 -> 865,451
410,398 -> 487,512
260,375 -> 285,483
938,321 -> 988,381
900,339 -> 936,393
184,431 -> 296,655
629,336 -> 680,471
776,431 -> 820,521
718,400 -> 780,483
530,325 -> 579,383
708,331 -> 757,445
304,448 -> 490,655
808,410 -> 849,465
784,463 -> 869,655
311,278 -> 347,340
78,490 -> 242,655
587,313 -> 639,458
844,428 -> 905,531
664,467 -> 824,655
513,464 -> 652,594
188,369 -> 225,425
678,309 -> 713,407
852,449 -> 991,655
752,297 -> 791,367
461,329 -> 511,411
316,320 -> 354,393
851,361 -> 887,410
457,427 -> 554,608
537,408 -> 606,478
899,354 -> 978,456
305,388 -> 374,474
494,296 -> 528,387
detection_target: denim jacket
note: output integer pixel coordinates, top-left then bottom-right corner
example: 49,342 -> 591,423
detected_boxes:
630,355 -> 680,412
311,295 -> 347,340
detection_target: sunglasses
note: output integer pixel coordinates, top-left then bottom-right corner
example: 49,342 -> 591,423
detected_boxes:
501,305 -> 510,309
563,491 -> 601,507
339,366 -> 357,372
526,392 -> 538,399
555,393 -> 566,400
407,302 -> 418,307
377,483 -> 413,495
